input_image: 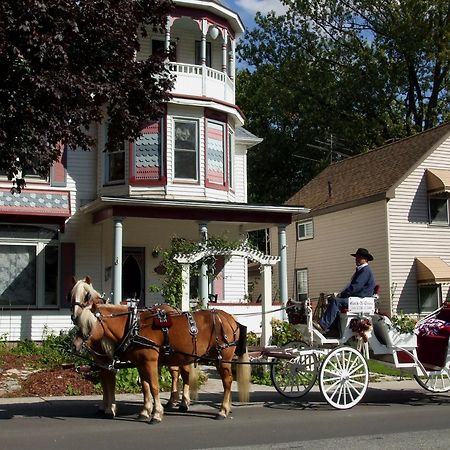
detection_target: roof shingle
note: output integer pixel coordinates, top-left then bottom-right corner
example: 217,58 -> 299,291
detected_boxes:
286,123 -> 450,212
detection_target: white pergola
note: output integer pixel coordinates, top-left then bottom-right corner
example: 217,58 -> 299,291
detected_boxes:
174,244 -> 280,346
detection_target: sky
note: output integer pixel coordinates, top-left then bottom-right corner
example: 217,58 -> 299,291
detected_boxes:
221,0 -> 288,29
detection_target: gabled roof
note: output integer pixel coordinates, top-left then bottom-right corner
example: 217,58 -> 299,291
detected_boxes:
286,122 -> 450,214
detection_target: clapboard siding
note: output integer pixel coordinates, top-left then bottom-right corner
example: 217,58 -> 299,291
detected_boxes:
388,138 -> 450,313
222,257 -> 248,302
275,201 -> 391,312
0,312 -> 73,341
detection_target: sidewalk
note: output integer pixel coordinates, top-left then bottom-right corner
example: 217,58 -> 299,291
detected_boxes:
0,365 -> 428,409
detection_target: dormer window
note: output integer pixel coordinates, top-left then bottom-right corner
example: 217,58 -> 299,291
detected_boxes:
174,119 -> 198,181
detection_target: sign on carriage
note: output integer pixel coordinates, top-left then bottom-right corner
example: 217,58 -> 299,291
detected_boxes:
348,297 -> 375,315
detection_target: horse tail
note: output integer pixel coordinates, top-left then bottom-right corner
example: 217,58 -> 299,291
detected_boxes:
188,363 -> 200,401
236,323 -> 250,403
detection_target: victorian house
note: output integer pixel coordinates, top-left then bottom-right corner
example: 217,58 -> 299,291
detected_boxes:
0,0 -> 306,341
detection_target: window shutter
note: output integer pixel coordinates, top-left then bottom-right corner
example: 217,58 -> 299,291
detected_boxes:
131,121 -> 163,183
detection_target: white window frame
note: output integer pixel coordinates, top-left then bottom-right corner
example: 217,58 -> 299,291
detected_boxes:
296,268 -> 309,302
297,220 -> 314,240
173,118 -> 199,181
228,127 -> 234,189
0,238 -> 59,309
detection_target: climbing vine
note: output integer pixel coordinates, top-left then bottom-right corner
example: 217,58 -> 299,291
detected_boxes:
149,236 -> 250,308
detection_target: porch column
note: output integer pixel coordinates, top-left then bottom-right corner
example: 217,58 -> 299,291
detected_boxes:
181,264 -> 191,311
278,224 -> 288,319
222,30 -> 228,73
229,38 -> 235,81
261,265 -> 273,347
164,17 -> 171,54
201,19 -> 207,65
199,223 -> 209,309
112,217 -> 124,305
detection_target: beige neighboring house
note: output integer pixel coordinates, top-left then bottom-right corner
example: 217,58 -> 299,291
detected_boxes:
271,122 -> 450,316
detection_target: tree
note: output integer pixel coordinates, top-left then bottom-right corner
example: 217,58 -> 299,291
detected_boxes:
0,0 -> 174,187
237,0 -> 450,204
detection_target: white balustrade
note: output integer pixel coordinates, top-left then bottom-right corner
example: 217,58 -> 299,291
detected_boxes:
169,62 -> 235,103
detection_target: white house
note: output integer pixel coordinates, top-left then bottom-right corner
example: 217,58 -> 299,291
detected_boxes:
272,123 -> 450,317
0,0 -> 307,341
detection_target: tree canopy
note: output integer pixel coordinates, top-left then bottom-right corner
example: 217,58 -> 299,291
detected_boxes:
0,0 -> 174,186
237,0 -> 450,204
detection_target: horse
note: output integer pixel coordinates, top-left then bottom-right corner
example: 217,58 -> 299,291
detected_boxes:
70,277 -> 251,422
69,277 -> 196,419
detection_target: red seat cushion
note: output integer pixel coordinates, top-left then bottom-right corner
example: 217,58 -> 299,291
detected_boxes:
417,334 -> 449,368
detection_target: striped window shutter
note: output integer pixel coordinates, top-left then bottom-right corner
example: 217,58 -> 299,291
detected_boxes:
206,121 -> 225,186
132,121 -> 163,183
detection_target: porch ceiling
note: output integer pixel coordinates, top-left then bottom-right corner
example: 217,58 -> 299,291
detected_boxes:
81,196 -> 308,231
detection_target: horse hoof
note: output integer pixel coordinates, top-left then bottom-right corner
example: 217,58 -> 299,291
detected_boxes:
150,418 -> 162,425
137,414 -> 149,422
215,414 -> 226,421
103,412 -> 115,420
178,404 -> 189,413
164,403 -> 176,411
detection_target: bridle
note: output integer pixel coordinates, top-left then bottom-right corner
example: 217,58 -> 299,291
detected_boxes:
70,286 -> 105,324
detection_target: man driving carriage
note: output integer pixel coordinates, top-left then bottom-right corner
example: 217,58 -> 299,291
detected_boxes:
314,247 -> 376,336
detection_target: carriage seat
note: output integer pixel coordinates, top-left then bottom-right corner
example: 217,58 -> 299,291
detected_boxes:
416,305 -> 450,368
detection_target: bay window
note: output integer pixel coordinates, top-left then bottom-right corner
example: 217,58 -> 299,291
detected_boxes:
174,119 -> 198,181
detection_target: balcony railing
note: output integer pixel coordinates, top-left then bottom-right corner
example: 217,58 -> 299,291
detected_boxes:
169,62 -> 235,105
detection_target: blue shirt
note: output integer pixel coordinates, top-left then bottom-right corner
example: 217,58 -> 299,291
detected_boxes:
339,264 -> 375,298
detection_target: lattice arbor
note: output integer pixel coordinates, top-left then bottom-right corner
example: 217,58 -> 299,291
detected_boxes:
174,244 -> 280,346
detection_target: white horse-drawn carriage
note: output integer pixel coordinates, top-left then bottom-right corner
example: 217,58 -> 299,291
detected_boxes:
260,293 -> 450,409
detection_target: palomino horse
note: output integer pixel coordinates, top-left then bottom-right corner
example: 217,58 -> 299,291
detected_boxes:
70,277 -> 250,422
70,277 -> 195,419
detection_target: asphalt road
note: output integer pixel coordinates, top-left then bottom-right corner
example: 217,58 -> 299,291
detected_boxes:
1,380 -> 450,450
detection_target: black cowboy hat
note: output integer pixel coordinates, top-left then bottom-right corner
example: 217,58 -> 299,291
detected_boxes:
351,248 -> 374,261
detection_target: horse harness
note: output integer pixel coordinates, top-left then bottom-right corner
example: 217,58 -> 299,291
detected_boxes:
91,305 -> 239,370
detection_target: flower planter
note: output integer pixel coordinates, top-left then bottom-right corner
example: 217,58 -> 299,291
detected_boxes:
388,329 -> 417,348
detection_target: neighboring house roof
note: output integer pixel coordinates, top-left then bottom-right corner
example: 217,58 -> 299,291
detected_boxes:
286,122 -> 450,215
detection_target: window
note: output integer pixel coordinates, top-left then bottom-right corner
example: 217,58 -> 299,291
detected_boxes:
297,220 -> 314,240
104,124 -> 125,184
429,196 -> 449,224
0,237 -> 59,308
106,150 -> 125,184
296,269 -> 308,301
418,284 -> 441,313
206,120 -> 226,187
152,39 -> 176,61
174,119 -> 198,180
195,41 -> 211,67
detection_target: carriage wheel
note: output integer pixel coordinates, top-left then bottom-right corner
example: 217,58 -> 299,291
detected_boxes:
414,368 -> 450,392
319,346 -> 368,410
270,341 -> 319,399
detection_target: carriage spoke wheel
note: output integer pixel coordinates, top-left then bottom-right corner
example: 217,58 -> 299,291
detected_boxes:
270,341 -> 319,399
319,346 -> 368,410
414,368 -> 450,392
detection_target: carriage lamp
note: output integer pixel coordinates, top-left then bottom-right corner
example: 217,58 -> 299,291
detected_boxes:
209,25 -> 219,40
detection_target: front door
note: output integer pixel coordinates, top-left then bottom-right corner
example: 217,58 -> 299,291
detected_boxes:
122,247 -> 145,303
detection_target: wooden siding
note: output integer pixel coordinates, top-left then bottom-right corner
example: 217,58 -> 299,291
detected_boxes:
273,201 -> 391,312
388,137 -> 450,313
0,311 -> 73,341
223,256 -> 247,302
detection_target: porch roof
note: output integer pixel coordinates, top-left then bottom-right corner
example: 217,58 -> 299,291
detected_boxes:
81,196 -> 308,230
415,256 -> 450,285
